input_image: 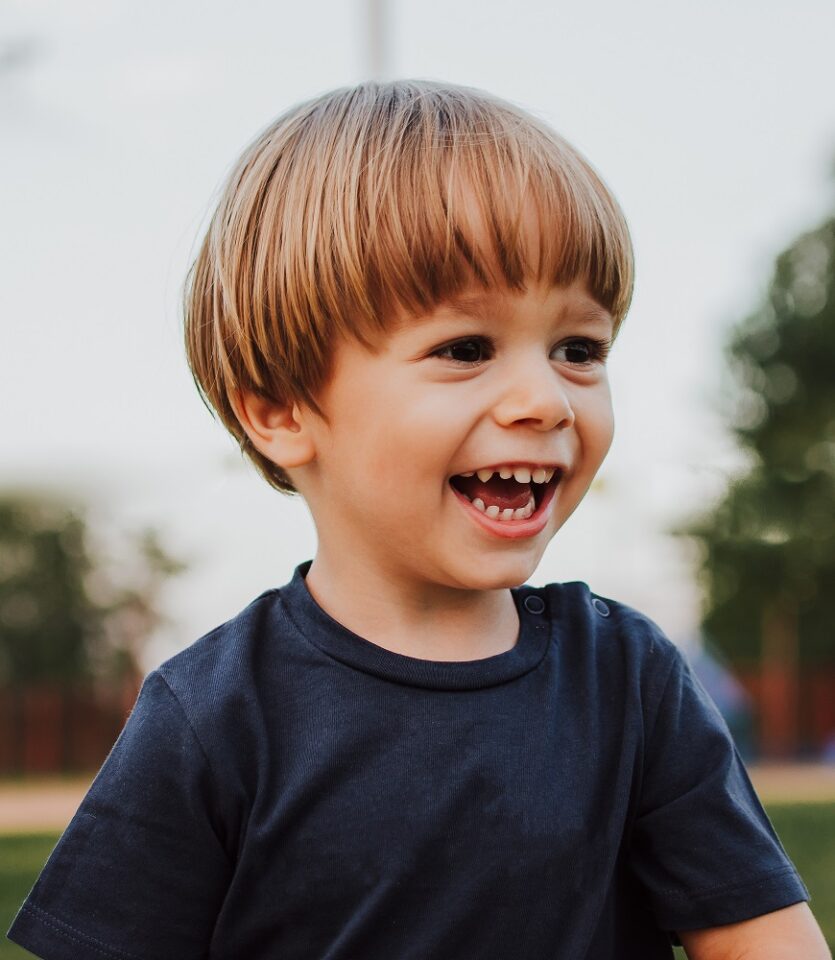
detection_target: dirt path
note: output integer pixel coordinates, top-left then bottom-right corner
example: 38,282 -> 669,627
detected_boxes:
1,764 -> 834,833
0,778 -> 92,832
745,763 -> 835,804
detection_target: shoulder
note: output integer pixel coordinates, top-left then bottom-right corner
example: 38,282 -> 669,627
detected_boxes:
536,579 -> 687,713
144,587 -> 296,754
156,588 -> 280,691
541,579 -> 681,665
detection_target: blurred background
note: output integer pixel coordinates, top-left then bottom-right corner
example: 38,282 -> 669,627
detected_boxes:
1,0 -> 834,954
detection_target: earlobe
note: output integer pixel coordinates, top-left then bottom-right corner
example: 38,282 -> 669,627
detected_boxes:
231,389 -> 316,468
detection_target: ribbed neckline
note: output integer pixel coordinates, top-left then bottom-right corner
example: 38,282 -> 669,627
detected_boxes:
278,560 -> 552,691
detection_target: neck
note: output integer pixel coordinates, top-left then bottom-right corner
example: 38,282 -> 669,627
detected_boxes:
303,553 -> 520,662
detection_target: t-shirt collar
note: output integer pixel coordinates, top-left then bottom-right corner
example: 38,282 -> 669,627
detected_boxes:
278,560 -> 551,691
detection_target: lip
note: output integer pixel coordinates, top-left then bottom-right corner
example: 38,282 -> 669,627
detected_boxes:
448,475 -> 560,540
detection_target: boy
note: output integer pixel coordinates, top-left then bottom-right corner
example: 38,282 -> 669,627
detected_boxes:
8,80 -> 829,959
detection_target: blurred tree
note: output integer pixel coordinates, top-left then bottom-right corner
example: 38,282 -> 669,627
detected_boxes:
673,213 -> 835,751
0,491 -> 186,685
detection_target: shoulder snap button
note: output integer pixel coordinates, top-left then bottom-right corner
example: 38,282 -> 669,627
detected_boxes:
524,595 -> 545,615
591,597 -> 610,617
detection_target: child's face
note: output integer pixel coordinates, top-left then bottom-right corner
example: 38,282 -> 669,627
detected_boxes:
297,279 -> 615,594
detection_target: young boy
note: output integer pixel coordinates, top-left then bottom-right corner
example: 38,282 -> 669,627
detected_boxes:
8,80 -> 829,960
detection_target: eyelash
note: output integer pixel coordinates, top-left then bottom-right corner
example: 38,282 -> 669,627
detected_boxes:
431,335 -> 612,368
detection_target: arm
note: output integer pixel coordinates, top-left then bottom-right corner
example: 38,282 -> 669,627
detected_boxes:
678,902 -> 831,960
7,671 -> 232,960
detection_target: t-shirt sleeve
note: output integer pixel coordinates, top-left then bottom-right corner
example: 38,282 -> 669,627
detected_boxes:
6,670 -> 233,960
628,634 -> 810,936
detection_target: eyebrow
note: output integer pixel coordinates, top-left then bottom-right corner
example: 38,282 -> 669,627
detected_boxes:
572,308 -> 615,327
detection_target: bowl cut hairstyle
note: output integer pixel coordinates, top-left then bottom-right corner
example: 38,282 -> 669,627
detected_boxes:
184,79 -> 634,494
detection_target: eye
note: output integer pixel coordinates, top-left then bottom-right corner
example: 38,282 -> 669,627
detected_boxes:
554,336 -> 612,367
432,336 -> 494,366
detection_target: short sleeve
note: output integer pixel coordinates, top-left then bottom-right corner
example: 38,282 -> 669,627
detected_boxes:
629,639 -> 810,935
7,671 -> 233,960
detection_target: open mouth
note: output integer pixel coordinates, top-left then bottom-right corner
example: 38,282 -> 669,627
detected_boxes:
448,465 -> 563,523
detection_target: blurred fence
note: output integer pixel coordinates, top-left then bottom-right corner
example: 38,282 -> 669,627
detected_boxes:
0,668 -> 833,773
736,666 -> 835,759
0,679 -> 141,776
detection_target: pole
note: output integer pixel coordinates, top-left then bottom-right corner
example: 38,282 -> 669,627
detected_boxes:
366,0 -> 388,80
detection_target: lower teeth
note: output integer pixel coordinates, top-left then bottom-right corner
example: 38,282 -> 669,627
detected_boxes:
470,493 -> 535,521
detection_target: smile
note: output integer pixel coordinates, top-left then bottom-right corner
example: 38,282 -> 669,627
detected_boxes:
448,464 -> 563,539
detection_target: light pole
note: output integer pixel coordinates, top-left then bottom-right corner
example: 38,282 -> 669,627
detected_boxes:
366,0 -> 389,80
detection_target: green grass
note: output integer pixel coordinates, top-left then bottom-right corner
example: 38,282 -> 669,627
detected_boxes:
0,833 -> 59,960
2,804 -> 833,959
768,803 -> 835,923
673,802 -> 835,956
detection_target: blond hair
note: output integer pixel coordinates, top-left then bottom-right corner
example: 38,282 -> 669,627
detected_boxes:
184,79 -> 634,493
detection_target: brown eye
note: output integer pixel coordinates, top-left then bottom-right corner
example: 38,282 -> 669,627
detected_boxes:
434,337 -> 493,365
553,337 -> 612,367
563,341 -> 593,364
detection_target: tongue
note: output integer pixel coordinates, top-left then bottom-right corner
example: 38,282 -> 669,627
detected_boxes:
453,475 -> 532,510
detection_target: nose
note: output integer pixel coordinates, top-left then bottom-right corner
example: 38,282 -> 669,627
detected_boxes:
491,358 -> 575,431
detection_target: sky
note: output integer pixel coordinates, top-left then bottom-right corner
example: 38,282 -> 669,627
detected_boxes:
2,0 -> 835,668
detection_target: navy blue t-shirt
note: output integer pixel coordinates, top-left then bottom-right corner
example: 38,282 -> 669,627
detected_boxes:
8,561 -> 808,959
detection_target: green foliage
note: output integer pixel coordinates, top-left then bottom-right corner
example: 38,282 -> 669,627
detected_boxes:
0,497 -> 90,684
0,491 -> 186,685
674,216 -> 835,667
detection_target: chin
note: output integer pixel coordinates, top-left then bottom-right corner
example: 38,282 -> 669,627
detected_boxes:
448,553 -> 542,592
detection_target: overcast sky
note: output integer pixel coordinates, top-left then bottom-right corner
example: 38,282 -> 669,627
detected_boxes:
2,0 -> 834,666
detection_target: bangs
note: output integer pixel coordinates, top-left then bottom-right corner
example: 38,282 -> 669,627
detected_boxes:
290,81 -> 634,350
352,91 -> 633,331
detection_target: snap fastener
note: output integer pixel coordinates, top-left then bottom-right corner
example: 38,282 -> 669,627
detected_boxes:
524,595 -> 545,615
591,597 -> 610,617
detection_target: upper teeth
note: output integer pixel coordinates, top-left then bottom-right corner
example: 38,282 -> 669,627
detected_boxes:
460,466 -> 556,484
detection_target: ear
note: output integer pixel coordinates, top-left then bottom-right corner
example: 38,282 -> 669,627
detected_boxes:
230,389 -> 316,469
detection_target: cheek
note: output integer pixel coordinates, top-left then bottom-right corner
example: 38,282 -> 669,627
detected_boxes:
599,404 -> 615,455
595,378 -> 615,428
373,392 -> 469,454
579,388 -> 615,461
